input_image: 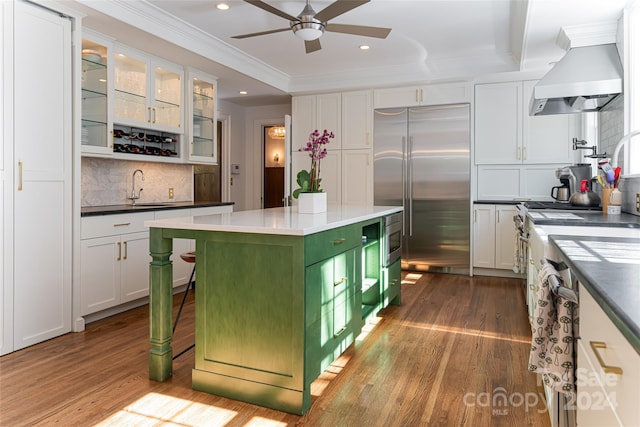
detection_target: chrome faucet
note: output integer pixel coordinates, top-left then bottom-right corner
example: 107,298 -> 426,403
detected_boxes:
129,169 -> 144,205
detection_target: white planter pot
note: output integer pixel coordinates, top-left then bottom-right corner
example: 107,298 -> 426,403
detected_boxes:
298,192 -> 327,214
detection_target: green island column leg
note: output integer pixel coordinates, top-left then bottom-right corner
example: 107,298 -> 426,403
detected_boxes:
148,227 -> 174,381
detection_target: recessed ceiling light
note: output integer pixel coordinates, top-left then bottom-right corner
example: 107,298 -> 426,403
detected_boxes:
216,3 -> 229,10
359,45 -> 370,50
239,90 -> 248,95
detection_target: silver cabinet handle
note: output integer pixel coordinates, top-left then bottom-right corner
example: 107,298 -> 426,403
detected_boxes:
113,222 -> 131,227
590,341 -> 623,375
333,326 -> 347,338
334,277 -> 347,286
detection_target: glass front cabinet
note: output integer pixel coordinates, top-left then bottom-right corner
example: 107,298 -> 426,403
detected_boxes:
81,33 -> 112,156
188,69 -> 217,164
113,45 -> 183,133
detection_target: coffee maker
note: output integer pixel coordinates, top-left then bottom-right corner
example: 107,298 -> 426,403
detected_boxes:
555,164 -> 593,197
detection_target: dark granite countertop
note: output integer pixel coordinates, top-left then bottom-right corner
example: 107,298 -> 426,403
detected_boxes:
527,211 -> 640,228
81,201 -> 234,217
475,200 -> 527,205
550,235 -> 640,355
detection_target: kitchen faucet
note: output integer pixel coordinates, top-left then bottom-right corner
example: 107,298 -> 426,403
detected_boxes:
572,137 -> 606,159
129,169 -> 144,205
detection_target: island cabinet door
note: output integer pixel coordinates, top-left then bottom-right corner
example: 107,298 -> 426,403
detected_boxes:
192,234 -> 306,393
305,247 -> 359,382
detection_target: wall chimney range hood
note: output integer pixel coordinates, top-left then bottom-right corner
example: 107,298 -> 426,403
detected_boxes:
529,43 -> 622,116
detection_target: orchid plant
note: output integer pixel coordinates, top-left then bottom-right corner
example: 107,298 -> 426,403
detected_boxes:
293,129 -> 335,198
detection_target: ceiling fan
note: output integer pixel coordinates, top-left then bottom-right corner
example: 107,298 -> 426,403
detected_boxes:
232,0 -> 392,54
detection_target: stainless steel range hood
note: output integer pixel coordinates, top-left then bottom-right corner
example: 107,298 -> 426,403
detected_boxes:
529,44 -> 622,116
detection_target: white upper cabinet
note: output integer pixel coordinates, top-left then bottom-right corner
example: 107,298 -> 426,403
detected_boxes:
113,44 -> 183,134
187,68 -> 217,164
81,32 -> 112,156
475,80 -> 572,165
521,80 -> 572,163
292,93 -> 342,150
342,90 -> 373,150
373,83 -> 471,109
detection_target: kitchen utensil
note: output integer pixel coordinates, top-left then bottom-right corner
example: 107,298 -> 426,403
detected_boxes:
569,179 -> 601,207
605,169 -> 615,186
597,173 -> 607,188
551,185 -> 570,202
614,166 -> 621,187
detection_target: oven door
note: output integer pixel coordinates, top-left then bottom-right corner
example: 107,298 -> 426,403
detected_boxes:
385,219 -> 402,266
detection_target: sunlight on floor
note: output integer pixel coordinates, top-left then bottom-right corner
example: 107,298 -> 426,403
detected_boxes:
403,321 -> 531,344
355,315 -> 381,342
402,273 -> 423,284
94,392 -> 285,426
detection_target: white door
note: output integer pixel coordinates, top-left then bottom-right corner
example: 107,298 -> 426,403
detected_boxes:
12,1 -> 72,349
284,114 -> 292,206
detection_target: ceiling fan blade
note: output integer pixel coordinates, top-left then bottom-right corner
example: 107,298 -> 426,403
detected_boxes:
314,0 -> 369,22
305,39 -> 322,54
232,27 -> 290,39
244,0 -> 298,22
325,23 -> 391,39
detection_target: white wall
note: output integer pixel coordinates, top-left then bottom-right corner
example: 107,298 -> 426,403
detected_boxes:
218,100 -> 247,210
243,103 -> 291,210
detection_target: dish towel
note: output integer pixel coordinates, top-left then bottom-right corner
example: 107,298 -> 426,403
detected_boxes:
528,262 -> 579,394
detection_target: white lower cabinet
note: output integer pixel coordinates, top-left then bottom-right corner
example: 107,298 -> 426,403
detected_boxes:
80,205 -> 233,317
476,164 -> 565,201
472,204 -> 517,270
80,213 -> 153,316
577,282 -> 640,427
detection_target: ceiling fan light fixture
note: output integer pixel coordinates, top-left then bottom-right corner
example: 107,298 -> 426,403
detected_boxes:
291,20 -> 325,41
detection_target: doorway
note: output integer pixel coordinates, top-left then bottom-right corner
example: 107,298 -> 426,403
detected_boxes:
194,120 -> 223,202
263,125 -> 286,208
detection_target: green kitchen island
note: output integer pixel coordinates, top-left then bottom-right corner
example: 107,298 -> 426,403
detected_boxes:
144,205 -> 403,414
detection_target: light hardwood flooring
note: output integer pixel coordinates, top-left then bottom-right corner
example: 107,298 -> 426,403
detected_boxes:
0,272 -> 550,426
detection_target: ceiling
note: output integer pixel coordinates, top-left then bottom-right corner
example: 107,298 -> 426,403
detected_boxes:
68,0 -> 629,106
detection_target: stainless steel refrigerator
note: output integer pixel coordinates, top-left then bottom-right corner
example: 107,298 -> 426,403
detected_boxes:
374,104 -> 470,274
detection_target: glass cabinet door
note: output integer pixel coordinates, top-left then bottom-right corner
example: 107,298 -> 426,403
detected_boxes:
81,39 -> 109,153
114,51 -> 147,125
154,66 -> 182,130
190,73 -> 217,163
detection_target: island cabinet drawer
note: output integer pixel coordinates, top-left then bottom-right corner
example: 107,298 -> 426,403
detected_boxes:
304,224 -> 361,266
577,282 -> 640,427
82,212 -> 154,239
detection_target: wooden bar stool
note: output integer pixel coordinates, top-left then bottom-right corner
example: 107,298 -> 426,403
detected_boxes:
173,251 -> 196,359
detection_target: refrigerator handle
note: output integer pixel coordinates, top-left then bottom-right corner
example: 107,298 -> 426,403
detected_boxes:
402,135 -> 407,237
408,135 -> 413,237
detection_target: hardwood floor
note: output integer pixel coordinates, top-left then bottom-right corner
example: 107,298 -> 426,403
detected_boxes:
0,273 -> 550,426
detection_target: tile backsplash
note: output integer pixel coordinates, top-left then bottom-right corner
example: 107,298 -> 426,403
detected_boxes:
81,158 -> 193,207
598,93 -> 625,170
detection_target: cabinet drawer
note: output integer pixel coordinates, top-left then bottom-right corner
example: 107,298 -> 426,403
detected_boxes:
304,224 -> 360,266
82,212 -> 154,239
578,282 -> 640,426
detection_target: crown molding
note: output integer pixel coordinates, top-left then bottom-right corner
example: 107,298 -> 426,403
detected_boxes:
556,21 -> 618,51
76,0 -> 291,93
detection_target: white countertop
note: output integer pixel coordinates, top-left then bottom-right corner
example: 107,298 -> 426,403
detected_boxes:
144,205 -> 403,236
